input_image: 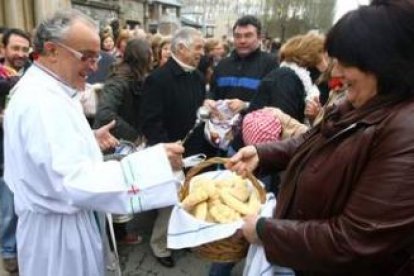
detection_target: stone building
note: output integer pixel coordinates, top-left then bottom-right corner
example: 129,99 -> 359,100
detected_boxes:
0,0 -> 181,36
147,0 -> 181,35
74,0 -> 181,35
0,0 -> 71,32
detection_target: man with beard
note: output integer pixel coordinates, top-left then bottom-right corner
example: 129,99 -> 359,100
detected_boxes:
1,28 -> 31,76
0,27 -> 31,274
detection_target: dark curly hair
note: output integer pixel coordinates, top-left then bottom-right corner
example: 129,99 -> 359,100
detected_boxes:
232,15 -> 262,35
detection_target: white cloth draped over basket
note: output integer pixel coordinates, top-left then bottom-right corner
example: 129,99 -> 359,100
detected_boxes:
167,170 -> 294,275
242,194 -> 295,276
168,170 -> 244,248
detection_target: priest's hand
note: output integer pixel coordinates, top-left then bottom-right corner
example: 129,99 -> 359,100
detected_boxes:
242,214 -> 261,244
164,142 -> 184,171
94,120 -> 119,151
225,145 -> 259,178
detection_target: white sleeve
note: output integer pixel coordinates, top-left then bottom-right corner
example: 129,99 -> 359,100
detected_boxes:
17,94 -> 177,214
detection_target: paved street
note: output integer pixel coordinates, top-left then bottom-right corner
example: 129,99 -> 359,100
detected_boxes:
1,210 -> 244,276
112,210 -> 244,276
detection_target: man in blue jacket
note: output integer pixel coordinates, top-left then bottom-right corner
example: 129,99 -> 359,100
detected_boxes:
206,15 -> 277,115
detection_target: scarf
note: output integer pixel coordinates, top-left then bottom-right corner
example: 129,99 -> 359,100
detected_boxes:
280,61 -> 320,101
171,53 -> 196,72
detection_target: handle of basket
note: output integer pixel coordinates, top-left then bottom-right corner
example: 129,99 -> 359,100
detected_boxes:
181,157 -> 266,203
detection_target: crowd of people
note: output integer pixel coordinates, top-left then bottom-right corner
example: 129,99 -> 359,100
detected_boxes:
1,0 -> 414,275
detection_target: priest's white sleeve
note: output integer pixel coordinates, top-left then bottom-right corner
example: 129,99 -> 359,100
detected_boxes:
4,86 -> 178,215
64,144 -> 179,214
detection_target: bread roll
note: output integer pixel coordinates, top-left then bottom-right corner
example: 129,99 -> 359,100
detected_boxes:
182,188 -> 209,211
209,203 -> 241,223
229,178 -> 250,202
192,202 -> 208,220
219,188 -> 253,215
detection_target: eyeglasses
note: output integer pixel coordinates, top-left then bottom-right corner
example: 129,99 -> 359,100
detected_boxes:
54,41 -> 101,64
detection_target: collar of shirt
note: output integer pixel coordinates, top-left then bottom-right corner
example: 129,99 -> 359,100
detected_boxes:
171,53 -> 196,72
33,62 -> 78,98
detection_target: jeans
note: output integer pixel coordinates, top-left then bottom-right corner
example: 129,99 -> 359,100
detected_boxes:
209,262 -> 236,276
0,178 -> 17,258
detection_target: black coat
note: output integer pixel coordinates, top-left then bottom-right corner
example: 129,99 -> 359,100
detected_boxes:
94,76 -> 144,142
209,48 -> 277,101
140,58 -> 216,157
249,67 -> 307,123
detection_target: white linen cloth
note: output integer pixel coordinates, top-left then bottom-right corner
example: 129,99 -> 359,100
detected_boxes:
3,64 -> 178,276
243,194 -> 295,276
168,170 -> 245,248
203,100 -> 241,150
168,170 -> 294,275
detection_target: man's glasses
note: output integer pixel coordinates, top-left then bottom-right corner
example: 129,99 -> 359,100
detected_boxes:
54,41 -> 101,64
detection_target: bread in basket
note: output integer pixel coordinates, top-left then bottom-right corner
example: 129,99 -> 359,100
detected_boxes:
179,157 -> 266,262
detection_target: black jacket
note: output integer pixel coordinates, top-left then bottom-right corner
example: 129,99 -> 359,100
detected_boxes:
209,48 -> 277,101
94,76 -> 144,142
140,58 -> 215,157
249,67 -> 307,123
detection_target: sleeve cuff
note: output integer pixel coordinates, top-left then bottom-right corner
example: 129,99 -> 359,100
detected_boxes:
256,217 -> 267,241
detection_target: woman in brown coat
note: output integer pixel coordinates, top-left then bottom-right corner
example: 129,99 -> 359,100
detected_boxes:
227,0 -> 414,275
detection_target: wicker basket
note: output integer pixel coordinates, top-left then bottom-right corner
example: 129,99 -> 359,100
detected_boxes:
179,157 -> 266,262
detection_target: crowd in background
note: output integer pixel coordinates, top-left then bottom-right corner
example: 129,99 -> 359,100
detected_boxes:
1,0 -> 414,275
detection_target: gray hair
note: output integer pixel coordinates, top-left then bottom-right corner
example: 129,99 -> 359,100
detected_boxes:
170,27 -> 202,54
33,9 -> 97,54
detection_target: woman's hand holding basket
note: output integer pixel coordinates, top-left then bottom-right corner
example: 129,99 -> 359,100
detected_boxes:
226,145 -> 259,178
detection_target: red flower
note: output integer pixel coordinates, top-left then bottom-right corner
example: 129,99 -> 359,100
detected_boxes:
31,52 -> 40,61
328,77 -> 343,91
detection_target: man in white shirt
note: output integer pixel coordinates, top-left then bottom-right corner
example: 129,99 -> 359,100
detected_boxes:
3,9 -> 184,276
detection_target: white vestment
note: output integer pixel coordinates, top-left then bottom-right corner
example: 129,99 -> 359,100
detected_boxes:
3,64 -> 176,276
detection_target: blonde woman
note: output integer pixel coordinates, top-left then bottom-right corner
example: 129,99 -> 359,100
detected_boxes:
204,37 -> 226,66
156,36 -> 171,68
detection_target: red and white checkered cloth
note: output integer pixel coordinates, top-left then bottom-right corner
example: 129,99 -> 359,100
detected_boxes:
242,109 -> 282,145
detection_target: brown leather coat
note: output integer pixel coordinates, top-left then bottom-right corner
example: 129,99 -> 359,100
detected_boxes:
256,96 -> 414,275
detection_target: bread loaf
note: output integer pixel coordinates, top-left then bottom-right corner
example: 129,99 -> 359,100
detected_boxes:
219,188 -> 252,215
183,172 -> 262,223
192,202 -> 208,220
182,188 -> 209,211
209,203 -> 241,223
